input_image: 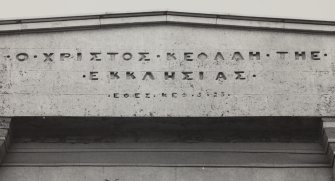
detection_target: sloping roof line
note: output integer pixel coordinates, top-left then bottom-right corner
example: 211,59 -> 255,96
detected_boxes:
1,11 -> 335,34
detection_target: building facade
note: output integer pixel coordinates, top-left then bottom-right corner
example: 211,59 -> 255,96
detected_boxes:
0,11 -> 334,180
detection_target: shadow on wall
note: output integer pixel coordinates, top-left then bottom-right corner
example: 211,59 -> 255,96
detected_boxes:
11,117 -> 322,143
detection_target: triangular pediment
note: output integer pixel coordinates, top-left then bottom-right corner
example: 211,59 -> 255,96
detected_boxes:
0,11 -> 335,117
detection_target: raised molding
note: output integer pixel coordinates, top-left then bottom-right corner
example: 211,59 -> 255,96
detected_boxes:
0,11 -> 335,34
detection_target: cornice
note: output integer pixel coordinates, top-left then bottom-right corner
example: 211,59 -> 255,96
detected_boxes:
0,11 -> 335,34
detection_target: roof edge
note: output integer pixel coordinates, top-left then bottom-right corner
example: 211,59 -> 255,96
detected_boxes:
0,11 -> 335,34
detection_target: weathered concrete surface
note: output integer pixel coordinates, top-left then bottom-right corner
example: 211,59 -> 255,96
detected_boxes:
1,16 -> 335,116
0,167 -> 332,181
0,118 -> 11,164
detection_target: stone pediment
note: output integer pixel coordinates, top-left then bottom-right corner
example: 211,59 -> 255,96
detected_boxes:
0,11 -> 335,117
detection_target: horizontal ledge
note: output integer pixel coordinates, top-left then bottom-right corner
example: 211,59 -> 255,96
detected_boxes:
9,143 -> 325,154
1,11 -> 335,33
1,163 -> 331,168
4,152 -> 329,167
8,149 -> 324,154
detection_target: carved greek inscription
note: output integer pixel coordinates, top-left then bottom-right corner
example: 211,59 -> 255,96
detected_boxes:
113,93 -> 119,98
167,52 -> 177,60
139,52 -> 150,61
110,72 -> 120,79
295,51 -> 306,60
90,72 -> 99,80
184,52 -> 193,61
76,53 -> 82,61
107,91 -> 228,99
182,72 -> 193,80
12,50 -> 326,62
90,52 -> 101,61
197,52 -> 208,60
142,72 -> 155,80
16,53 -> 29,61
107,52 -> 118,61
9,48 -> 331,104
12,50 -> 328,87
122,53 -> 132,61
249,52 -> 260,60
276,51 -> 288,59
214,52 -> 224,61
232,52 -> 244,61
311,51 -> 321,60
199,72 -> 204,80
235,71 -> 246,80
88,71 -> 252,81
164,72 -> 175,80
126,72 -> 136,79
60,53 -> 71,61
216,72 -> 227,80
43,53 -> 54,62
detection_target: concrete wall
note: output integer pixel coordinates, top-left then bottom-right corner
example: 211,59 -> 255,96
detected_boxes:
0,167 -> 332,181
1,23 -> 335,117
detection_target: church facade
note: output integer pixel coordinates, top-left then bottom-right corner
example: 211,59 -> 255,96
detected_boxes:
0,11 -> 334,180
